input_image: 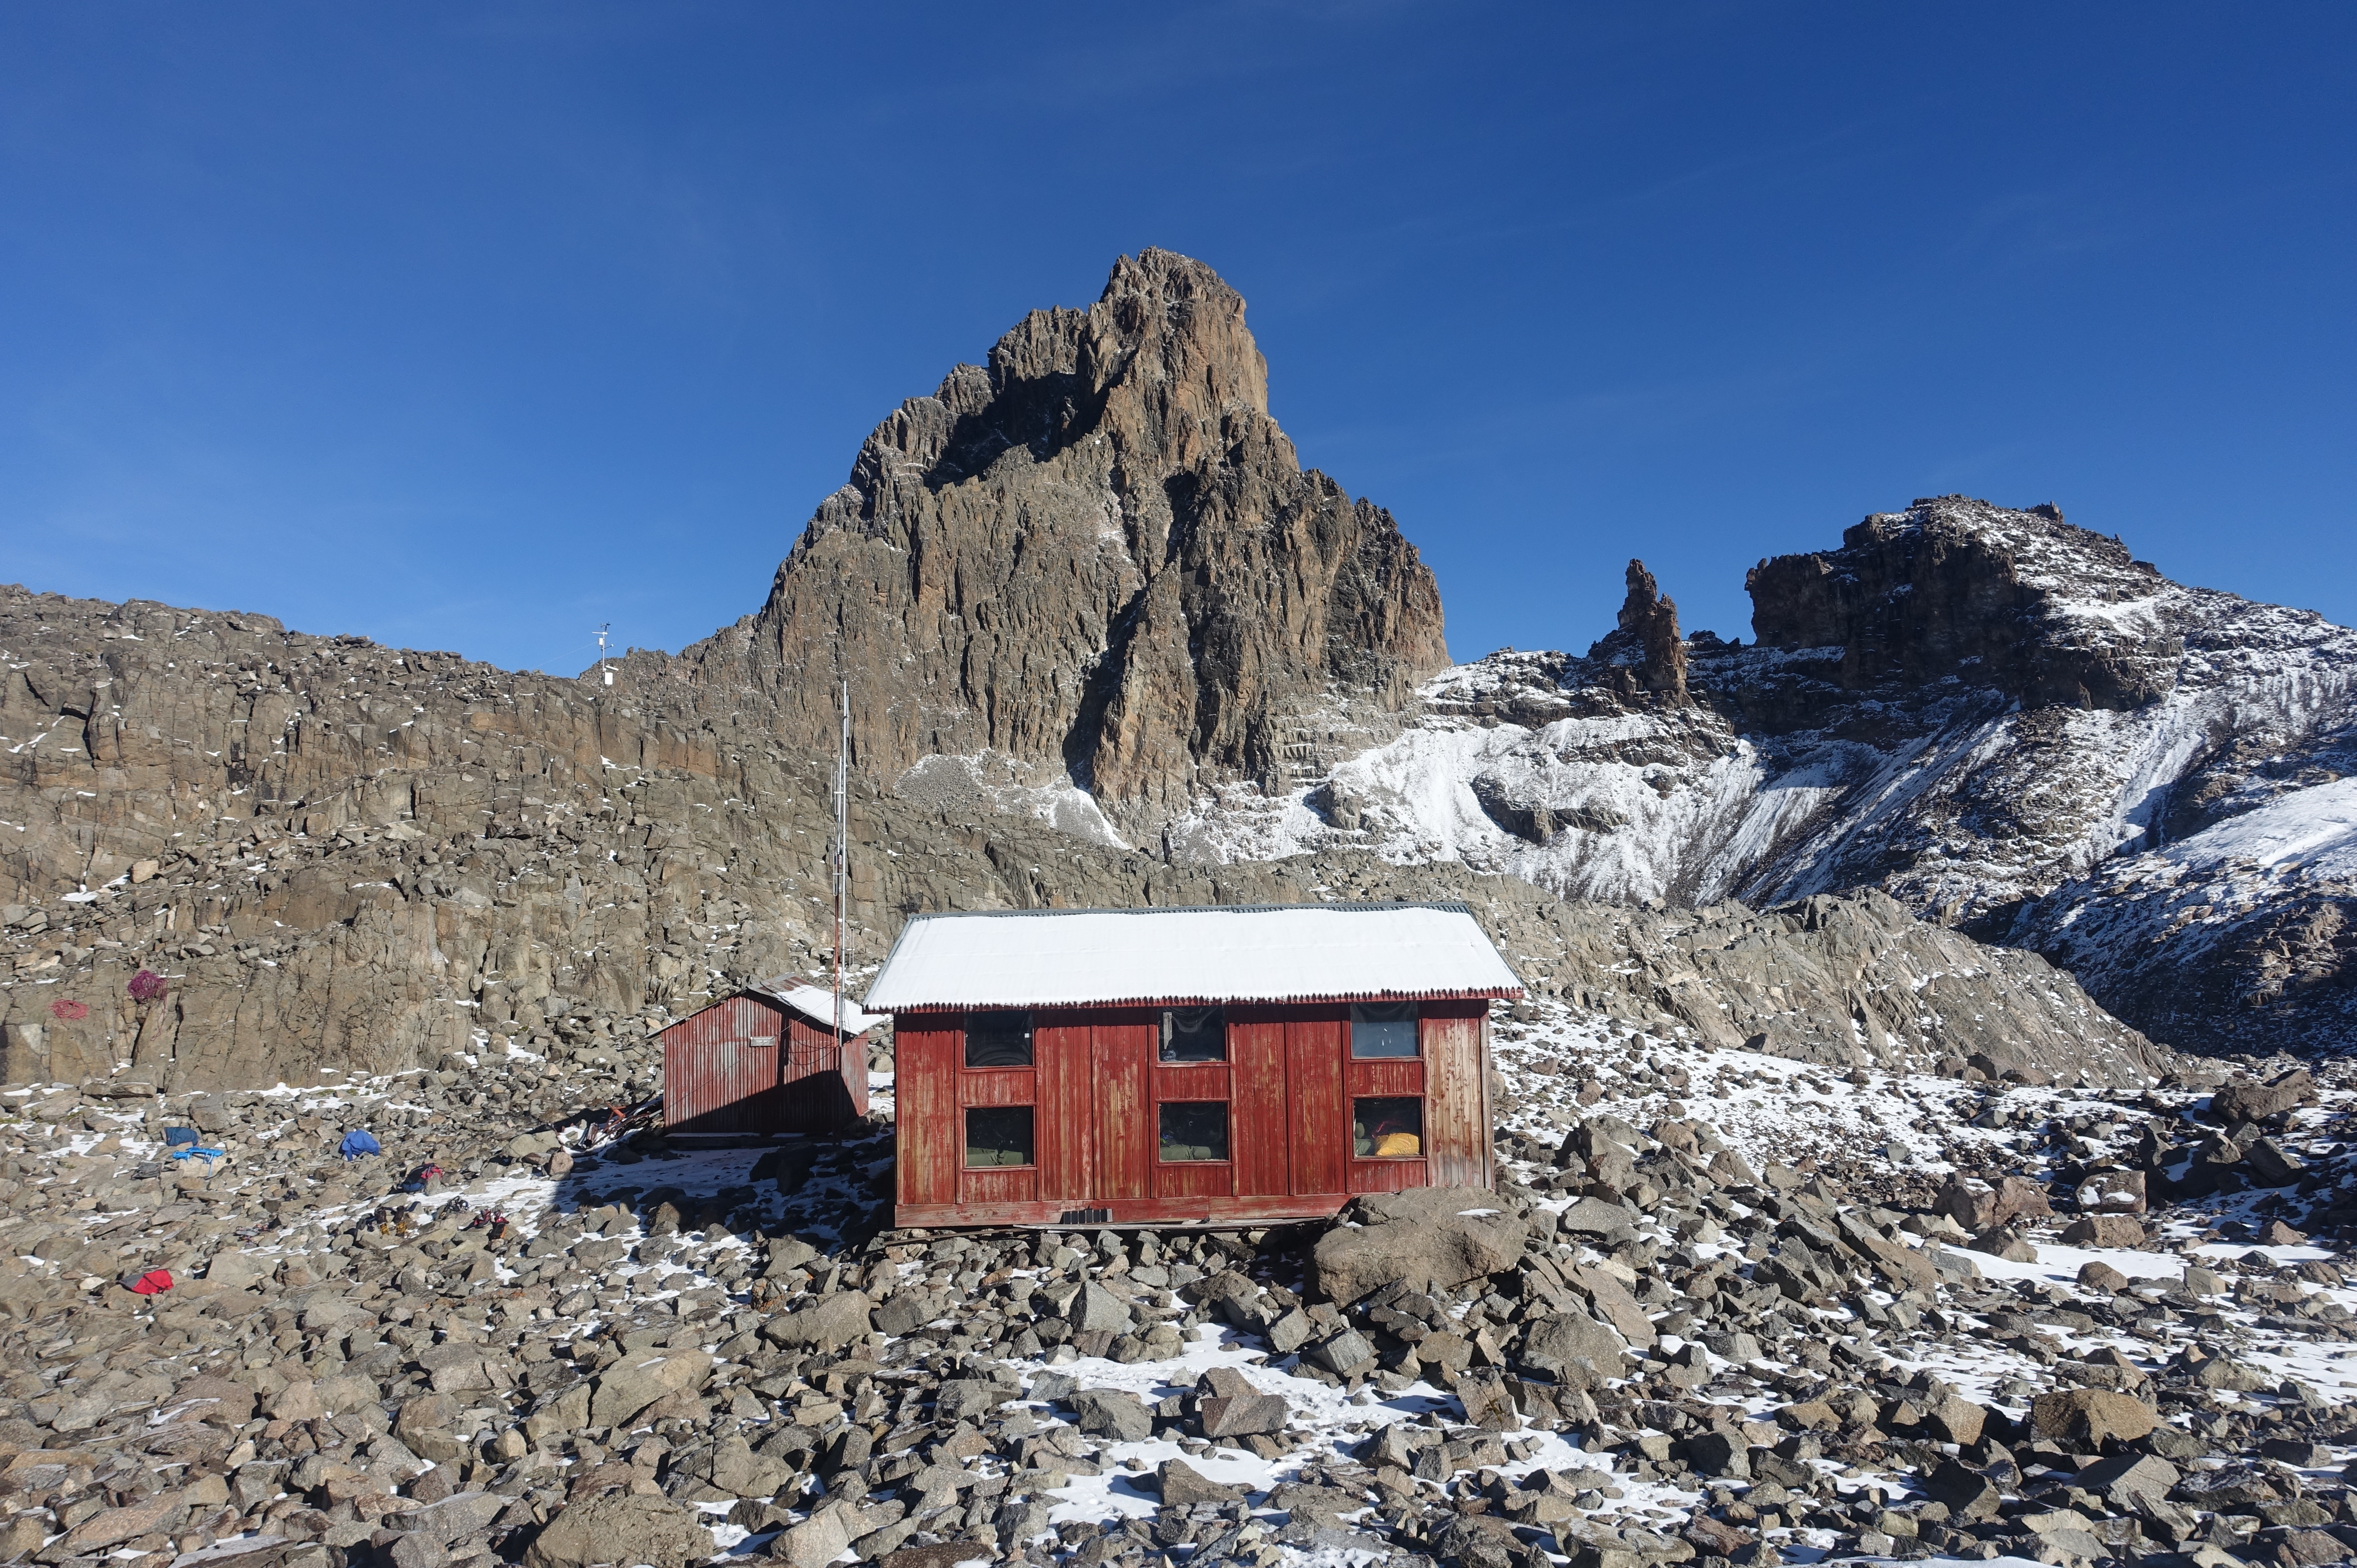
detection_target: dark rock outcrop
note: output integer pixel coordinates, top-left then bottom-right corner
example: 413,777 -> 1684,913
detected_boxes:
0,293 -> 2206,1090
1742,499 -> 2181,717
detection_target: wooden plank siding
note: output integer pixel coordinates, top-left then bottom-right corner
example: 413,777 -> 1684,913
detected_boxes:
893,1022 -> 959,1210
1284,1011 -> 1348,1199
1092,1020 -> 1154,1203
1228,1013 -> 1290,1201
1420,1000 -> 1494,1190
1035,1022 -> 1094,1207
892,996 -> 1499,1228
779,1010 -> 868,1133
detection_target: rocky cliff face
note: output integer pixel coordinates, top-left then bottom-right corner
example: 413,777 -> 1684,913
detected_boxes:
1180,498 -> 2357,1056
2016,779 -> 2357,1055
0,580 -> 2167,1092
0,584 -> 1355,1088
677,249 -> 1449,836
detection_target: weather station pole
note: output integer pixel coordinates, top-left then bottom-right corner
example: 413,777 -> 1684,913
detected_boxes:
833,679 -> 849,1052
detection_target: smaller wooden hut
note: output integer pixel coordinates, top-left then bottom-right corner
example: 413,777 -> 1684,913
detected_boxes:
864,902 -> 1523,1228
660,978 -> 881,1138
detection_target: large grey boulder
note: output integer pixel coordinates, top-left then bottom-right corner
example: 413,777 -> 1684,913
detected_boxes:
1063,1282 -> 1134,1334
1310,1186 -> 1528,1306
869,1291 -> 930,1338
1192,1368 -> 1288,1440
1563,1263 -> 1656,1350
59,1492 -> 192,1555
203,1250 -> 270,1289
935,1378 -> 1014,1423
1554,1197 -> 1636,1243
1518,1310 -> 1630,1383
2075,1452 -> 2180,1508
761,1291 -> 873,1352
522,1491 -> 710,1568
295,1291 -> 372,1334
1067,1388 -> 1152,1442
2210,1069 -> 2313,1123
705,1434 -> 794,1500
1935,1173 -> 2051,1232
589,1348 -> 712,1431
388,1492 -> 506,1548
772,1504 -> 853,1568
1676,1431 -> 1750,1481
1157,1459 -> 1245,1507
522,1381 -> 591,1444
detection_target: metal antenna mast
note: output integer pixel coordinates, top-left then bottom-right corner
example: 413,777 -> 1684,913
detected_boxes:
597,624 -> 613,687
833,680 -> 849,1051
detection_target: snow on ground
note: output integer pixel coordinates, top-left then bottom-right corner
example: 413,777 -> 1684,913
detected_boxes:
1163,680 -> 1772,907
2042,771 -> 2357,940
895,752 -> 1130,849
2164,775 -> 2357,880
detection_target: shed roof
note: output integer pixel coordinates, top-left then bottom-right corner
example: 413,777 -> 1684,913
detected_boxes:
749,979 -> 886,1038
861,902 -> 1522,1012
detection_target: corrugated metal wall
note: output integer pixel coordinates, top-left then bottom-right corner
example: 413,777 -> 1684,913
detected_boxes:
780,1010 -> 868,1134
662,996 -> 784,1136
662,993 -> 870,1137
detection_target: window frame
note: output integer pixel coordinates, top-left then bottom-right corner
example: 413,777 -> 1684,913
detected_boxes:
963,1104 -> 1037,1170
1158,1005 -> 1228,1064
1351,1094 -> 1425,1160
1348,1000 -> 1422,1060
961,1008 -> 1035,1070
1155,1099 -> 1232,1165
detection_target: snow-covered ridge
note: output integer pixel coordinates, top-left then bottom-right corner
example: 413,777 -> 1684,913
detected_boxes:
2018,778 -> 2357,1053
1168,498 -> 2357,1054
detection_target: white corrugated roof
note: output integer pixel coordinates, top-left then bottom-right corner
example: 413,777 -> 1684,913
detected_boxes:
753,979 -> 886,1037
861,902 -> 1522,1012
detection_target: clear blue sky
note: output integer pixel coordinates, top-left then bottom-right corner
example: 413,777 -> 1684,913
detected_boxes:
5,4 -> 2352,673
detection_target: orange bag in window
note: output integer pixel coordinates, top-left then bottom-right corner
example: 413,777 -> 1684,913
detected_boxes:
1372,1132 -> 1421,1157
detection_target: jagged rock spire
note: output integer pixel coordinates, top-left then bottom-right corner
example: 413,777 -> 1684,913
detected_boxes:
1594,559 -> 1688,705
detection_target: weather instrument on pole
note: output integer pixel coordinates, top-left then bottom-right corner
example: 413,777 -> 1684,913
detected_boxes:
832,681 -> 849,1052
596,625 -> 614,687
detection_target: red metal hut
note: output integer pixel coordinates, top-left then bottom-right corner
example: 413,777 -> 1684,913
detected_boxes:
863,902 -> 1523,1228
659,979 -> 882,1138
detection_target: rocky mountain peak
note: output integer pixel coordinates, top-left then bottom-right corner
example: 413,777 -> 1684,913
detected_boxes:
1743,495 -> 2182,718
681,249 -> 1447,831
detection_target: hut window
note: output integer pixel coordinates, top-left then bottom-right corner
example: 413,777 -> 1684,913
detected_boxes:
1158,1101 -> 1229,1162
965,1106 -> 1034,1167
1349,1001 -> 1419,1058
1160,1007 -> 1226,1063
1353,1097 -> 1423,1158
963,1010 -> 1032,1068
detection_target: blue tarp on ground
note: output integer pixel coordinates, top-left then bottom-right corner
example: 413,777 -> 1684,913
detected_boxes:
339,1129 -> 382,1160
